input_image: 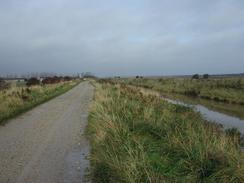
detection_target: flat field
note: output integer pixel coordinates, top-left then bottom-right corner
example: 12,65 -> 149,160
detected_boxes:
114,77 -> 244,104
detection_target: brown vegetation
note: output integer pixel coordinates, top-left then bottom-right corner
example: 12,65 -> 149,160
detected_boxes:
26,78 -> 40,86
0,79 -> 10,90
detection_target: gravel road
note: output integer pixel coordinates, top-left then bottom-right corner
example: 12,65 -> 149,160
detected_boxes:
0,81 -> 94,183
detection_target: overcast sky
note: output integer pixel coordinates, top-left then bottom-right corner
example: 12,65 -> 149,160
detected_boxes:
0,0 -> 243,76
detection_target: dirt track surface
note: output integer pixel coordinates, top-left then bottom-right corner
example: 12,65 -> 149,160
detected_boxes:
0,81 -> 93,183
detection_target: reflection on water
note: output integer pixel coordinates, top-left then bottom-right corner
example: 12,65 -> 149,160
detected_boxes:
162,93 -> 244,134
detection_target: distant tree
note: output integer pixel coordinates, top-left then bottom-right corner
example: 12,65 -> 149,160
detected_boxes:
63,76 -> 72,81
192,74 -> 200,79
42,76 -> 61,84
136,76 -> 140,78
83,72 -> 96,78
203,74 -> 209,79
0,79 -> 10,90
26,78 -> 40,86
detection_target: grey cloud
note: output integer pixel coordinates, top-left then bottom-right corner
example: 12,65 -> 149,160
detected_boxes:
0,0 -> 243,76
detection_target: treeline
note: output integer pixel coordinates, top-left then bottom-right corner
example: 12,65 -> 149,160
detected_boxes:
0,72 -> 96,80
0,76 -> 78,91
26,76 -> 74,86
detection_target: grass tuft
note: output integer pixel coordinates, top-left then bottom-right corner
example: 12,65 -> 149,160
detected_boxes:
87,81 -> 244,183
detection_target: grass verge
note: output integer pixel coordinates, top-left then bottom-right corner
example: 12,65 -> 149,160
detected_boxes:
113,78 -> 244,105
87,81 -> 244,183
0,80 -> 80,124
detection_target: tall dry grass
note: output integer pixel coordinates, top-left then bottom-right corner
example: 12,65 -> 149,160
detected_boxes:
87,81 -> 244,183
0,81 -> 79,124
